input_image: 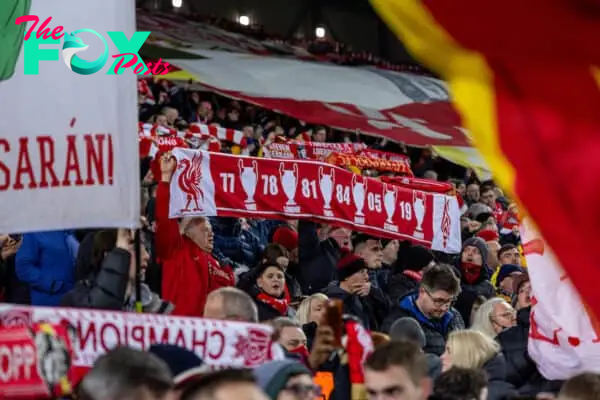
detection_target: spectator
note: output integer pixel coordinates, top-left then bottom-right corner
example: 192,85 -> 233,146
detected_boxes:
476,229 -> 500,273
323,252 -> 390,330
16,230 -> 79,306
379,239 -> 400,288
78,347 -> 173,400
149,344 -> 207,398
512,274 -> 531,311
424,170 -> 438,181
0,234 -> 29,304
558,373 -> 600,400
180,369 -> 267,400
430,367 -> 488,400
465,183 -> 481,206
156,154 -> 234,317
254,360 -> 318,400
470,298 -> 516,339
387,243 -> 435,305
494,264 -> 525,302
382,264 -> 464,356
62,229 -> 172,313
352,233 -> 384,288
247,262 -> 294,321
203,286 -> 258,322
389,317 -> 443,379
270,317 -> 308,352
454,237 -> 495,324
441,330 -> 516,400
296,293 -> 328,325
261,243 -> 302,299
297,222 -> 348,294
497,244 -> 521,267
364,340 -> 432,400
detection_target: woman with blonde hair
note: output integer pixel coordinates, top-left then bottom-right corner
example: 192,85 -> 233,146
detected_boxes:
441,330 -> 516,400
471,298 -> 517,339
296,293 -> 328,325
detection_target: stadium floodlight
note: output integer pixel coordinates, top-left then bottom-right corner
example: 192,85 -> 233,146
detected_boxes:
315,26 -> 326,38
172,0 -> 182,8
239,15 -> 250,26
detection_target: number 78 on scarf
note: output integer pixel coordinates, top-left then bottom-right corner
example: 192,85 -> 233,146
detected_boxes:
16,15 -> 172,76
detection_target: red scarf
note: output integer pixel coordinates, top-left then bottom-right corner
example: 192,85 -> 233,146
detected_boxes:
461,262 -> 482,284
403,270 -> 423,281
256,286 -> 291,315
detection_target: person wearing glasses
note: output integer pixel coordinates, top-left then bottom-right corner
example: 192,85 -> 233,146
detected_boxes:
254,360 -> 321,400
382,264 -> 464,356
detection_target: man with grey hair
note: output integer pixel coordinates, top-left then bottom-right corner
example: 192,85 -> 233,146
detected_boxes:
79,346 -> 173,400
203,287 -> 259,323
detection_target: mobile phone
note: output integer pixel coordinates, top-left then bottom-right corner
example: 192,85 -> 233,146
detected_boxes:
325,299 -> 343,347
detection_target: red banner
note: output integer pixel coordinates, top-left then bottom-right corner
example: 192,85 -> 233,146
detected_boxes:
325,152 -> 413,175
262,141 -> 367,160
168,149 -> 461,252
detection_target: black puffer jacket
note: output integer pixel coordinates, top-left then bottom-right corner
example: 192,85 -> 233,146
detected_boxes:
483,353 -> 518,400
322,284 -> 390,331
386,271 -> 420,305
495,307 -> 563,395
297,221 -> 341,294
61,248 -> 130,310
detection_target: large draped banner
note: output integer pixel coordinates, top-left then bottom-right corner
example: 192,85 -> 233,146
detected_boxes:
169,149 -> 461,253
0,0 -> 139,233
521,219 -> 600,379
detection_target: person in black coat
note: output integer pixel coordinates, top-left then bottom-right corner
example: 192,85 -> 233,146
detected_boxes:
297,222 -> 348,294
482,353 -> 518,400
322,253 -> 390,331
387,242 -> 435,305
454,237 -> 495,324
245,263 -> 294,321
495,307 -> 563,395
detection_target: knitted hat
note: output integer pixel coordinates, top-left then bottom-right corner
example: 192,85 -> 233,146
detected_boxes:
477,229 -> 499,242
272,226 -> 299,251
395,242 -> 435,272
337,252 -> 367,281
148,344 -> 208,386
462,237 -> 488,268
496,264 -> 525,286
254,360 -> 312,398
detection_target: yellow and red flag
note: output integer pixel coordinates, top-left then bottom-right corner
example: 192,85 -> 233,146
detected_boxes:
370,0 -> 600,315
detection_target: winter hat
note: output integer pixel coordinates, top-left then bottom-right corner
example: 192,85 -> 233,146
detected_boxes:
395,242 -> 435,272
461,237 -> 488,267
337,251 -> 367,281
496,264 -> 525,286
476,229 -> 499,242
389,317 -> 426,348
148,344 -> 208,386
254,360 -> 312,398
272,226 -> 299,251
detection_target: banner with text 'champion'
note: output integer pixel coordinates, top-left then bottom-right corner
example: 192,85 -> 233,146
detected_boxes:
0,0 -> 139,233
169,149 -> 461,253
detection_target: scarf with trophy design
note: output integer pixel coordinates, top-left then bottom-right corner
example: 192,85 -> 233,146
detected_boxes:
168,149 -> 462,253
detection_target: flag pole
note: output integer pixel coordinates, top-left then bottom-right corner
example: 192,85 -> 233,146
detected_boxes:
134,229 -> 143,313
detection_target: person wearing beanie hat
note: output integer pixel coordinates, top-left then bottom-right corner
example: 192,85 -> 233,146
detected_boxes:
322,252 -> 391,330
272,226 -> 298,254
148,344 -> 208,390
454,237 -> 495,324
495,264 -> 525,302
254,359 -> 318,400
387,242 -> 435,305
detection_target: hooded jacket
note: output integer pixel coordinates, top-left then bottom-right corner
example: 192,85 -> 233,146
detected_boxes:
454,237 -> 495,323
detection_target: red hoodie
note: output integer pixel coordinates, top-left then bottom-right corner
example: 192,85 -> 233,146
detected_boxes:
155,182 -> 234,317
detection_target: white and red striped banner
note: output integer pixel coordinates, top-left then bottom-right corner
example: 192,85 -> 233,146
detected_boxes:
262,140 -> 367,160
168,149 -> 461,253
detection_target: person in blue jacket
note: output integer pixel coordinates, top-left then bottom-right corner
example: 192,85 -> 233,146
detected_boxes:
15,230 -> 79,306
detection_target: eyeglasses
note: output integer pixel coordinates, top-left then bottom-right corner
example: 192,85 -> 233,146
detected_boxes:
493,310 -> 517,319
424,287 -> 455,307
283,383 -> 322,399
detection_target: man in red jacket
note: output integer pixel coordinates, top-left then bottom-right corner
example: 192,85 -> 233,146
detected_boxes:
155,153 -> 234,316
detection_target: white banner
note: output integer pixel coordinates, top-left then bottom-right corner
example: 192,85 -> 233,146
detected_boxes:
522,218 -> 600,379
0,0 -> 139,233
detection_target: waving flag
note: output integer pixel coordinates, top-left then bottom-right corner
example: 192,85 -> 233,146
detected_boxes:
370,0 -> 600,321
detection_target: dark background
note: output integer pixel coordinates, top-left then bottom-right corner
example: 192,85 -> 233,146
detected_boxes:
136,0 -> 417,64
